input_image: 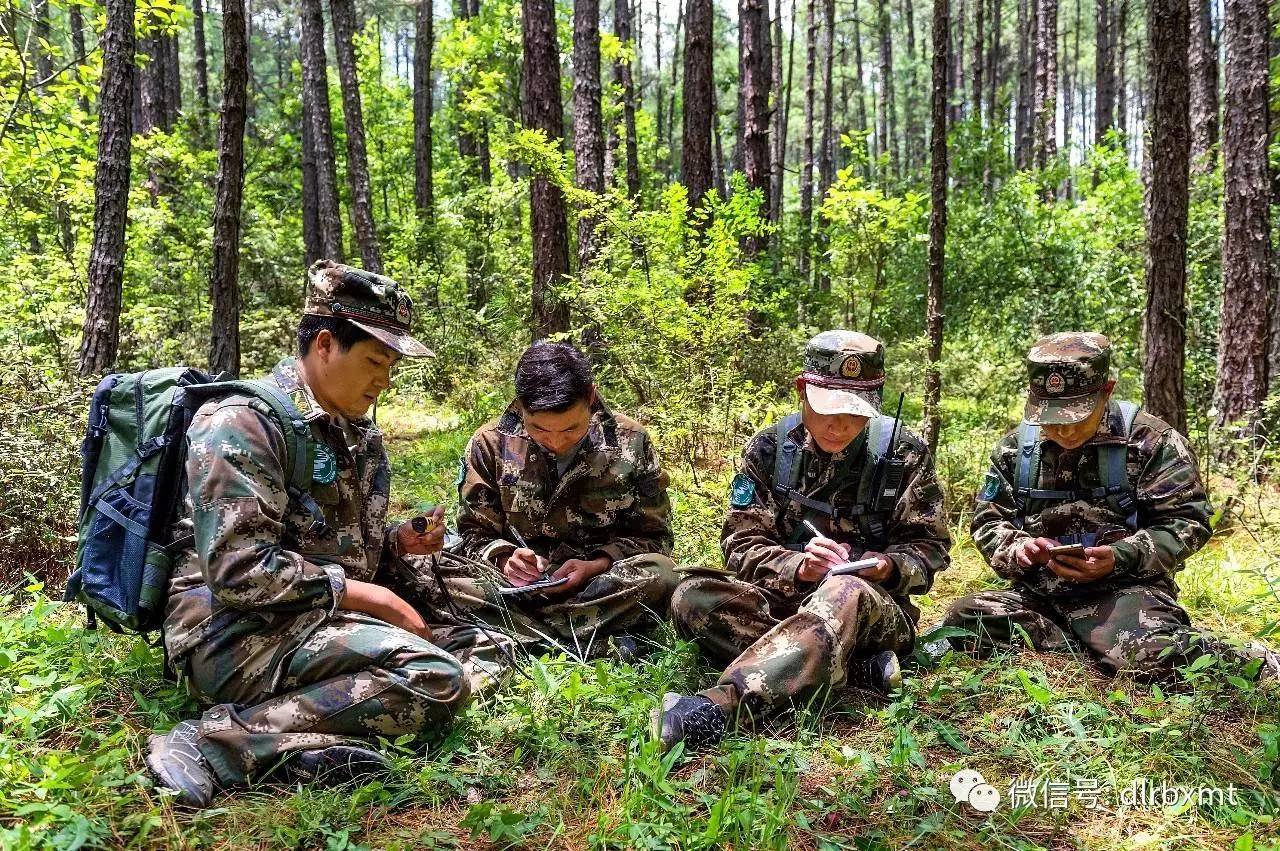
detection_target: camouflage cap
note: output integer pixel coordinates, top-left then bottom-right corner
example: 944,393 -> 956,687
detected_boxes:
1024,332 -> 1111,425
304,260 -> 434,358
800,330 -> 885,418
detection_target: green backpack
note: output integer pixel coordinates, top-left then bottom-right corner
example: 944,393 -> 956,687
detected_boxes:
64,368 -> 328,634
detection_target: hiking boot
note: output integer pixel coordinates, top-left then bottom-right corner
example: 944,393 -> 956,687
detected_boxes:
146,720 -> 217,808
848,650 -> 903,695
1249,644 -> 1280,683
282,745 -> 391,787
612,633 -> 644,664
916,636 -> 954,669
651,692 -> 728,754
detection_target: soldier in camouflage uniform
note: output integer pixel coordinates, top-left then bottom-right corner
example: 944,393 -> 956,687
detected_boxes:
407,342 -> 679,657
147,261 -> 480,808
944,332 -> 1280,681
653,332 -> 951,752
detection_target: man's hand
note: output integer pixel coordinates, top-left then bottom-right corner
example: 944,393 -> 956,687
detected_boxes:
1050,546 -> 1116,583
550,556 -> 612,595
852,551 -> 896,583
1014,536 -> 1060,567
799,535 -> 850,583
340,578 -> 432,640
501,547 -> 547,587
396,505 -> 446,556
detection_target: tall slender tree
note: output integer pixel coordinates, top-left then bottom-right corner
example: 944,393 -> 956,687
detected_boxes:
210,0 -> 249,376
740,0 -> 772,248
522,0 -> 571,335
1095,0 -> 1115,143
615,0 -> 641,198
1142,0 -> 1190,433
1116,0 -> 1128,136
193,0 -> 211,116
817,0 -> 835,289
853,0 -> 870,153
414,0 -> 435,255
924,0 -> 949,452
683,0 -> 714,210
69,1 -> 88,111
1015,0 -> 1034,166
32,0 -> 52,82
769,0 -> 786,223
331,0 -> 383,272
799,0 -> 817,273
300,0 -> 343,260
79,0 -> 136,376
971,0 -> 984,124
1189,0 -> 1220,170
1033,0 -> 1058,168
985,0 -> 1002,129
877,0 -> 897,175
903,0 -> 925,171
1214,0 -> 1270,429
573,0 -> 605,267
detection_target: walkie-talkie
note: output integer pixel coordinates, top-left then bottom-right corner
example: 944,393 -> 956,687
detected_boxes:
872,392 -> 907,512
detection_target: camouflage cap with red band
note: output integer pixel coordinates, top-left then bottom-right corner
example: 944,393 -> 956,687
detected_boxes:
304,260 -> 434,358
1024,331 -> 1111,425
800,330 -> 885,418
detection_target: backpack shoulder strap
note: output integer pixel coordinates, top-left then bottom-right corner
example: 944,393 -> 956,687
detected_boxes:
1012,421 -> 1042,530
1098,400 -> 1140,530
771,412 -> 804,494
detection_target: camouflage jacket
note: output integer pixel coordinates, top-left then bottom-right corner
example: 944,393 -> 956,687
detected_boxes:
456,397 -> 673,567
722,416 -> 951,618
163,358 -> 414,660
970,400 -> 1213,598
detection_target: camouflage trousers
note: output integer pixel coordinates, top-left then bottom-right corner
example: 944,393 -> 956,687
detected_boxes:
179,610 -> 477,787
943,583 -> 1274,681
408,551 -> 680,657
670,573 -> 916,719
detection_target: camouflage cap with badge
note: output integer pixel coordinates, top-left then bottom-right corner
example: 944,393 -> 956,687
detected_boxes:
1023,331 -> 1112,425
305,259 -> 434,358
799,330 -> 886,419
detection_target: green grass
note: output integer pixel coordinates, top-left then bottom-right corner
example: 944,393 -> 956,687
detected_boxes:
2,404 -> 1279,850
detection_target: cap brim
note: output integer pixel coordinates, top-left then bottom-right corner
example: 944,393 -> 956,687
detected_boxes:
1023,391 -> 1103,425
805,383 -> 881,418
349,320 -> 435,358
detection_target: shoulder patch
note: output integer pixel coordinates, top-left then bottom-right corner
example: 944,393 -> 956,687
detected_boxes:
312,444 -> 338,484
455,457 -> 467,489
978,472 -> 1001,503
729,473 -> 757,508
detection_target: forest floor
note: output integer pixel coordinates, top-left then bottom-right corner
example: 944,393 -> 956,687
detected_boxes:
2,402 -> 1279,850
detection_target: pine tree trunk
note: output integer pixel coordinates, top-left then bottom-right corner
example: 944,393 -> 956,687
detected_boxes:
877,0 -> 897,175
301,107 -> 322,267
740,0 -> 772,246
33,0 -> 52,83
1142,0 -> 1190,433
139,32 -> 167,133
1189,0 -> 1220,171
300,0 -> 343,260
522,0 -> 571,336
817,0 -> 835,290
800,0 -> 817,274
667,0 -> 684,170
1033,0 -> 1058,168
70,3 -> 88,111
573,0 -> 605,267
456,0 -> 489,307
331,0 -> 384,272
655,0 -> 665,155
616,0 -> 641,198
904,0 -> 925,172
164,33 -> 182,124
1015,0 -> 1033,166
770,0 -> 785,223
986,0 -> 1001,127
1116,0 -> 1128,136
925,0 -> 949,453
1214,0 -> 1270,428
193,0 -> 211,115
853,0 -> 869,144
683,0 -> 714,210
1095,0 -> 1115,143
210,0 -> 248,377
414,0 -> 435,252
972,0 -> 985,123
79,0 -> 136,377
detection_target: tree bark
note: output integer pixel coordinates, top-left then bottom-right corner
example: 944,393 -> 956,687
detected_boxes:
1116,0 -> 1128,136
817,0 -> 835,289
414,0 -> 435,252
683,0 -> 714,210
770,0 -> 786,223
1189,0 -> 1220,170
193,0 -> 211,115
904,0 -> 925,172
69,2 -> 88,111
33,0 -> 52,83
522,0 -> 571,336
573,0 -> 605,267
300,0 -> 343,260
210,0 -> 249,377
800,0 -> 817,273
667,0 -> 685,171
615,0 -> 641,198
925,0 -> 949,453
972,0 -> 984,124
877,0 -> 897,175
854,0 -> 869,144
1033,0 -> 1058,168
331,0 -> 383,272
740,0 -> 772,247
986,0 -> 1001,128
1095,0 -> 1115,143
1015,0 -> 1034,167
301,104 -> 323,267
79,0 -> 136,377
1214,0 -> 1270,428
1141,0 -> 1190,433
456,0 -> 490,308
164,33 -> 182,124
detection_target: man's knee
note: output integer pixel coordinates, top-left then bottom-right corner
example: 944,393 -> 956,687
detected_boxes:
670,575 -> 736,638
386,646 -> 473,728
625,553 -> 680,609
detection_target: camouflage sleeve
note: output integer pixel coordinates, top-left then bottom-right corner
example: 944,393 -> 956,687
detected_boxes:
455,432 -> 517,566
969,433 -> 1036,582
1109,425 -> 1212,582
881,439 -> 952,596
594,431 -> 674,562
720,431 -> 808,597
186,401 -> 345,614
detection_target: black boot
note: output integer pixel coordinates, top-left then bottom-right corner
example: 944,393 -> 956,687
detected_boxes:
651,693 -> 728,753
280,745 -> 391,787
848,650 -> 903,695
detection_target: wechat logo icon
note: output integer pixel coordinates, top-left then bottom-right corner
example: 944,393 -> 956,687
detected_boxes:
950,768 -> 1001,813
